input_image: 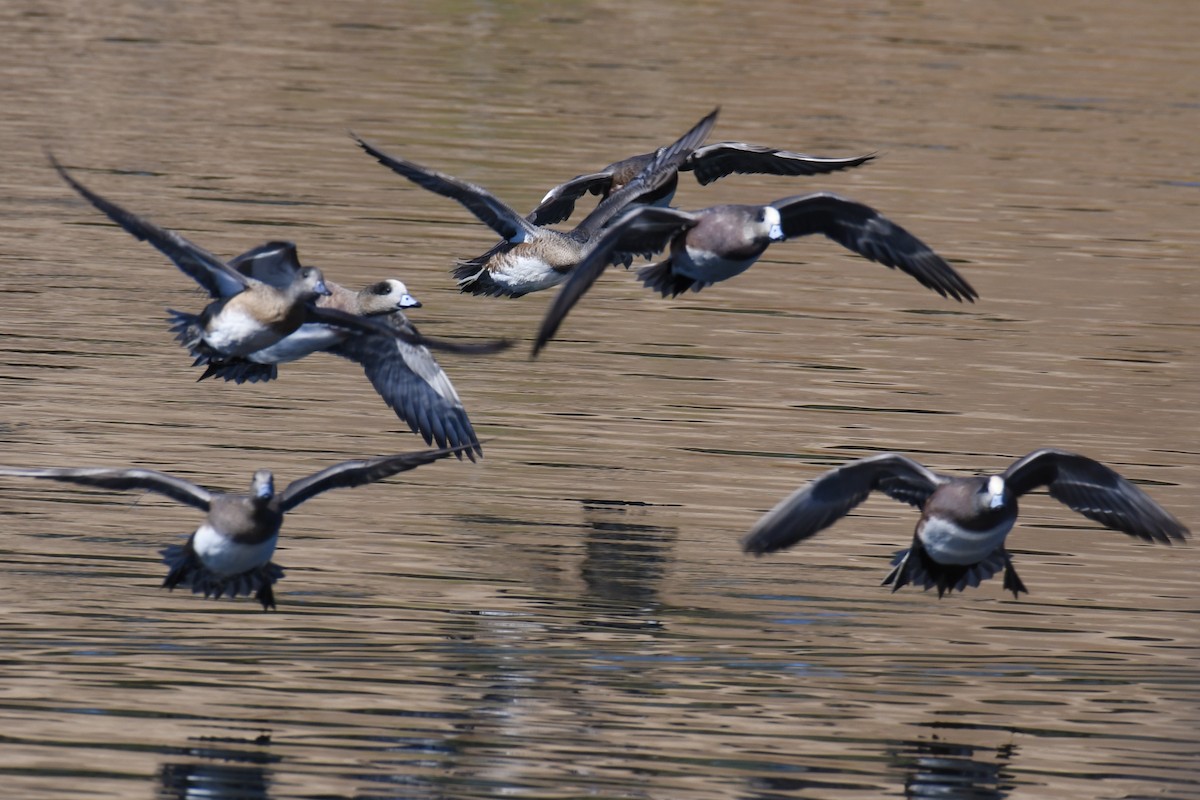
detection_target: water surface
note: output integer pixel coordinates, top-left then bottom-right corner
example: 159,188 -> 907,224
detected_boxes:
1,1 -> 1198,798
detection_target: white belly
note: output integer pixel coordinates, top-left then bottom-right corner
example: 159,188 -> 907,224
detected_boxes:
192,523 -> 278,578
204,307 -> 284,356
250,324 -> 346,364
919,516 -> 1013,565
489,253 -> 568,294
676,246 -> 758,283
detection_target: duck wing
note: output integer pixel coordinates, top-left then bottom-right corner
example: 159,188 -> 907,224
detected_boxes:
572,107 -> 719,238
741,453 -> 945,555
327,320 -> 484,460
685,142 -> 875,185
532,206 -> 699,357
353,134 -> 541,244
1002,449 -> 1189,543
528,171 -> 616,226
0,465 -> 213,511
279,446 -> 468,511
771,192 -> 978,302
50,154 -> 250,299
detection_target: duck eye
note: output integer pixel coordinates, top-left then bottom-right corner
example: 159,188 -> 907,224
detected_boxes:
371,282 -> 392,295
756,209 -> 767,223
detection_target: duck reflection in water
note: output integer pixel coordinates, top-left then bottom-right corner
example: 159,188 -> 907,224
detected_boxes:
158,733 -> 278,800
580,499 -> 676,616
891,735 -> 1017,800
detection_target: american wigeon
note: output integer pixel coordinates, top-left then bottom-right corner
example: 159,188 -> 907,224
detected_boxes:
201,276 -> 422,375
741,449 -> 1189,597
532,193 -> 978,355
198,244 -> 493,460
353,108 -> 719,298
0,446 -> 466,609
50,156 -> 505,365
530,141 -> 876,226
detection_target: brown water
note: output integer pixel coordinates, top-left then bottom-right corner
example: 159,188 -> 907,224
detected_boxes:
2,1 -> 1198,798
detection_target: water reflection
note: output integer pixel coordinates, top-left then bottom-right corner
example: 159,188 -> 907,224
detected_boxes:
579,498 -> 676,613
890,734 -> 1016,800
157,734 -> 277,800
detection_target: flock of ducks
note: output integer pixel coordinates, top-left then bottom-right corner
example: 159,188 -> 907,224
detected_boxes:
1,108 -> 1187,610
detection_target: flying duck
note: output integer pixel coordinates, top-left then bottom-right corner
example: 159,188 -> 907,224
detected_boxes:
532,193 -> 978,355
740,449 -> 1189,597
0,447 -> 467,609
199,243 -> 500,460
352,108 -> 719,298
50,155 -> 506,365
529,140 -> 876,226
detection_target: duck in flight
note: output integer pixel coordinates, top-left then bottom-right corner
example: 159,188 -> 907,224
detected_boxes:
740,449 -> 1189,598
529,140 -> 876,226
0,447 -> 467,609
352,108 -> 720,298
50,155 -> 508,364
532,193 -> 978,356
201,242 -> 504,460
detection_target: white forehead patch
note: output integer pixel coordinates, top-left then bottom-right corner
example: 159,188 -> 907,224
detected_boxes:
763,206 -> 782,227
385,279 -> 409,295
986,475 -> 1005,507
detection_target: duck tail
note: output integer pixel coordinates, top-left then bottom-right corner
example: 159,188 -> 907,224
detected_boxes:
161,543 -> 199,592
453,259 -> 524,297
884,542 -> 1016,598
636,260 -> 706,298
165,309 -> 215,362
161,544 -> 284,612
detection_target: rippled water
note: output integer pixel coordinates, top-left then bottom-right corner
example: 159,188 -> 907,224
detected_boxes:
2,1 -> 1198,798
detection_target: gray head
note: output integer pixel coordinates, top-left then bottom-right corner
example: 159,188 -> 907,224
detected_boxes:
297,266 -> 331,298
250,470 -> 275,502
361,279 -> 421,314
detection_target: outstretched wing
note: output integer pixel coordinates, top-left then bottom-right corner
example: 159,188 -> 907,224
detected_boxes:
741,454 -> 944,555
229,242 -> 304,289
327,320 -> 484,461
772,192 -> 978,302
1003,449 -> 1189,544
573,107 -> 719,238
50,154 -> 250,299
528,172 -> 615,226
308,306 -> 512,356
279,446 -> 469,511
532,206 -> 698,357
686,142 -> 876,185
353,134 -> 542,244
0,465 -> 212,511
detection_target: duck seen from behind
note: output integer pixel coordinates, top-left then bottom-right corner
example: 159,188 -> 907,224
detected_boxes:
532,193 -> 978,355
353,108 -> 720,298
740,449 -> 1188,598
529,140 -> 876,226
0,446 -> 468,610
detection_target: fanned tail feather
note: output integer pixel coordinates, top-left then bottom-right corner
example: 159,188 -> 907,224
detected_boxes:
198,360 -> 279,384
882,542 -> 1020,598
453,259 -> 525,297
166,309 -> 215,362
637,260 -> 710,298
161,544 -> 285,611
